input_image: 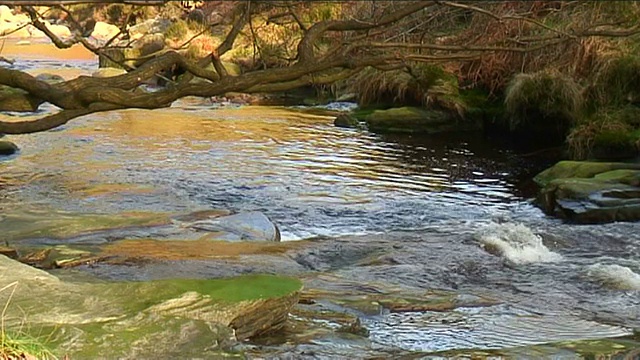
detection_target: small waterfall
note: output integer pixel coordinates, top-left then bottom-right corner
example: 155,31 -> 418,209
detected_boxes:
586,263 -> 640,290
474,222 -> 563,265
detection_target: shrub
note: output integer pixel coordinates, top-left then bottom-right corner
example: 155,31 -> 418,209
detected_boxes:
504,71 -> 583,131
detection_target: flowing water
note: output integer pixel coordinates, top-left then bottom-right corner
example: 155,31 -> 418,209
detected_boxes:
1,45 -> 640,358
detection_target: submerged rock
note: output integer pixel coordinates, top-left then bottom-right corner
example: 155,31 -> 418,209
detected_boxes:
0,255 -> 302,358
0,140 -> 18,155
189,211 -> 281,241
535,161 -> 640,223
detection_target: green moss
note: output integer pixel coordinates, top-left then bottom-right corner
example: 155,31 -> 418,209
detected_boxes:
1,331 -> 57,360
119,275 -> 302,313
594,169 -> 640,185
594,129 -> 636,147
533,161 -> 640,187
351,105 -> 390,121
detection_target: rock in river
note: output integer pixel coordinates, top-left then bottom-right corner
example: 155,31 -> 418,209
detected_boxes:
365,106 -> 480,134
0,254 -> 301,358
0,140 -> 18,155
535,161 -> 640,223
189,211 -> 281,241
334,113 -> 360,128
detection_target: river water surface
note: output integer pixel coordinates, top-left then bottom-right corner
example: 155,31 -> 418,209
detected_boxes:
1,44 -> 640,358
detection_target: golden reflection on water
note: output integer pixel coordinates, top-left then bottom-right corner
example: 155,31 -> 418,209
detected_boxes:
3,106 -> 334,203
71,106 -> 334,145
102,238 -> 302,260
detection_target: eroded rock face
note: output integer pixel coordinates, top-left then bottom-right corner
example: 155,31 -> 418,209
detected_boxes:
0,255 -> 301,358
535,161 -> 640,223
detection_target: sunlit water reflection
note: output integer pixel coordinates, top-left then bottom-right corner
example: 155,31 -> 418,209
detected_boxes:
1,49 -> 639,356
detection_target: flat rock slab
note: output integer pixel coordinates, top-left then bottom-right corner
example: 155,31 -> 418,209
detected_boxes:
535,161 -> 640,223
0,255 -> 301,359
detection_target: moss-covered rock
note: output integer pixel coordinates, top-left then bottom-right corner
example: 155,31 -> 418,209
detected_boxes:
0,255 -> 302,358
535,161 -> 640,223
0,140 -> 18,155
334,114 -> 359,128
533,161 -> 640,187
365,106 -> 480,134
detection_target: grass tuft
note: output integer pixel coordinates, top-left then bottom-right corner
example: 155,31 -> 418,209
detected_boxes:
1,282 -> 57,360
587,55 -> 640,109
504,71 -> 583,131
348,64 -> 465,114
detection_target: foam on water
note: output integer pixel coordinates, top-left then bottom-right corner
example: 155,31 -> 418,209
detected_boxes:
474,222 -> 563,265
586,263 -> 640,290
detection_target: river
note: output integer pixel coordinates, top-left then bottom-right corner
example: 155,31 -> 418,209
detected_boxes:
1,43 -> 639,358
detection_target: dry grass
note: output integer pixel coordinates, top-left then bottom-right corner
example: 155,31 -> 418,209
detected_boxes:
504,71 -> 583,131
348,64 -> 464,114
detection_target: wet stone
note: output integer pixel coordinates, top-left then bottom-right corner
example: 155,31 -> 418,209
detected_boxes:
0,140 -> 18,155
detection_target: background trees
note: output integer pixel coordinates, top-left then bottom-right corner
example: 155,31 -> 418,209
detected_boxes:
1,0 -> 639,151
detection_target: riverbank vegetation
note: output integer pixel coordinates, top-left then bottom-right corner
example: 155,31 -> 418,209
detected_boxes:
1,1 -> 640,155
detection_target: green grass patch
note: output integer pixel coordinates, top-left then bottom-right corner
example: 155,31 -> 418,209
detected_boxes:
1,330 -> 57,360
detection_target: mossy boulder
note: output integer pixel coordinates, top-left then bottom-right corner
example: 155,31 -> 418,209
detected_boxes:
535,161 -> 640,223
534,161 -> 640,187
0,255 -> 302,358
334,114 -> 359,128
0,140 -> 18,155
365,107 -> 480,134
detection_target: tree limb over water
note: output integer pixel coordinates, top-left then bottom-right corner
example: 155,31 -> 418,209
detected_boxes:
1,1 -> 639,134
